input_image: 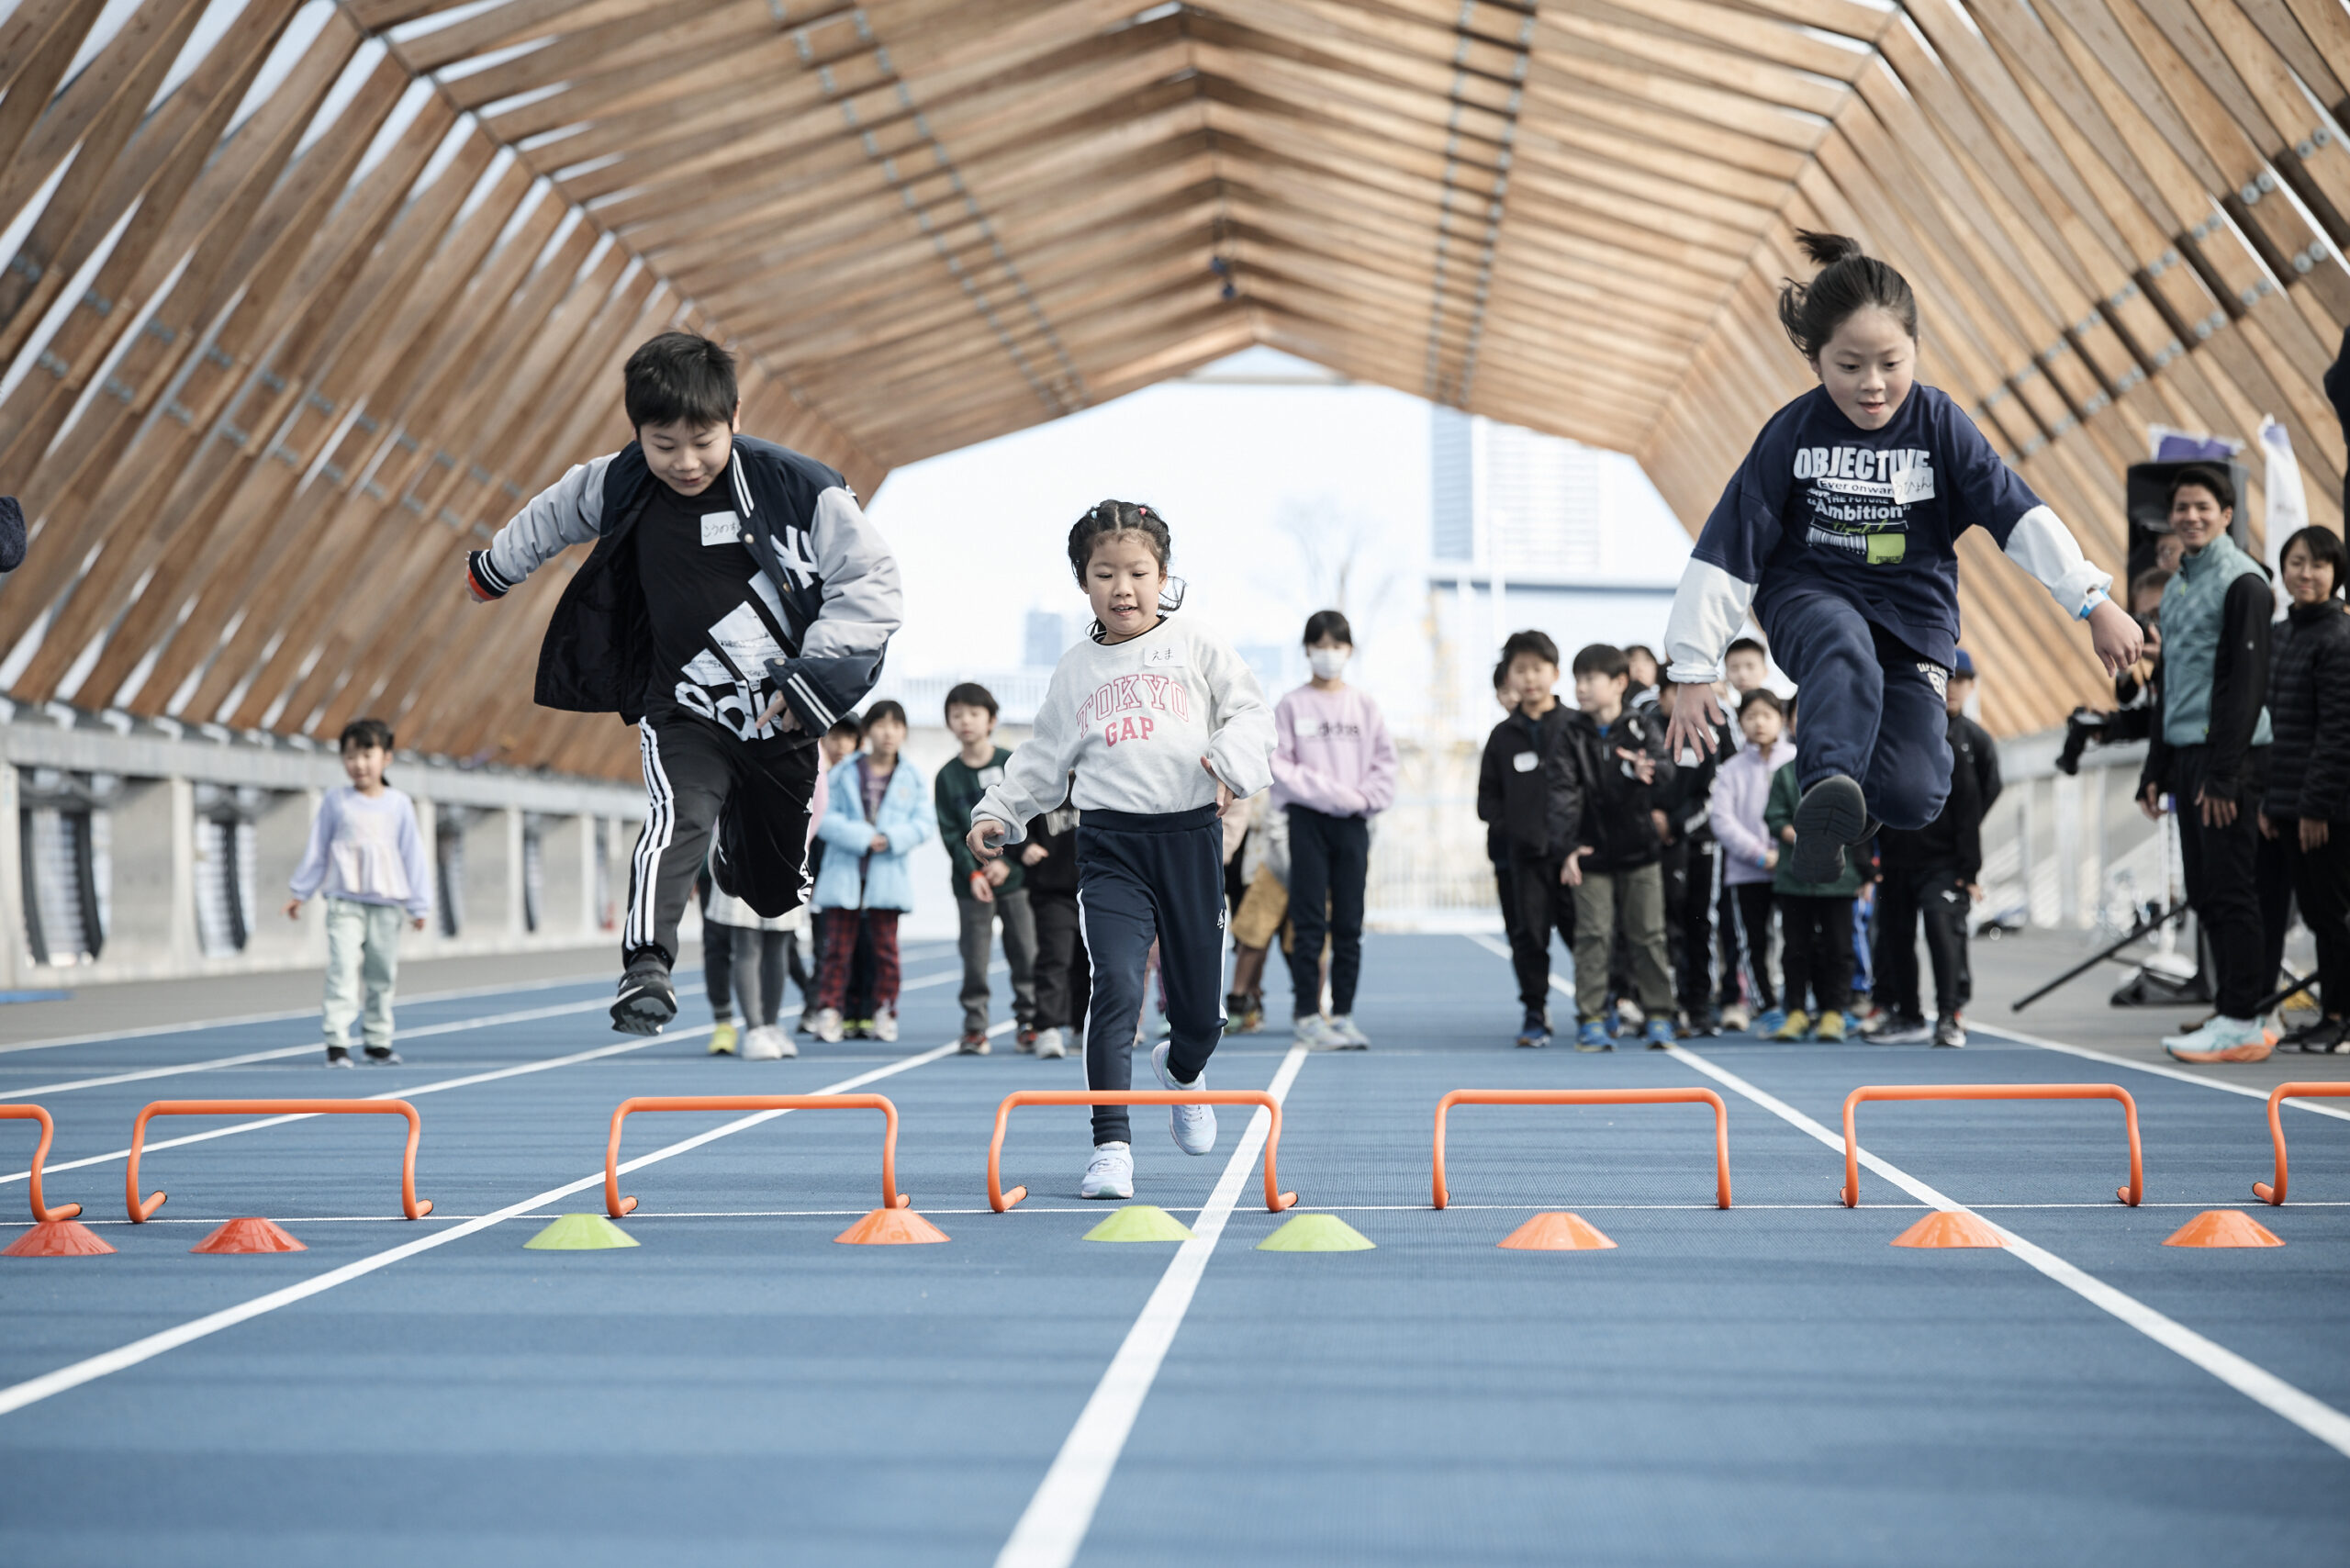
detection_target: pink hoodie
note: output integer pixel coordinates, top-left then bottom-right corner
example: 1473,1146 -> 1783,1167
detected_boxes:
1270,684 -> 1399,817
1710,736 -> 1794,885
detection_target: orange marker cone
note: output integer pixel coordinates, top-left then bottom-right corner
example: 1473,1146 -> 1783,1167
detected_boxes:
4,1220 -> 115,1257
1891,1210 -> 2004,1248
192,1217 -> 306,1254
1497,1212 -> 1617,1250
835,1206 -> 948,1245
2164,1209 -> 2284,1248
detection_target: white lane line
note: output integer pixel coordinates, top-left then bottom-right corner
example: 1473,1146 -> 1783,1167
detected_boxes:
0,1035 -> 976,1417
1980,1022 -> 2350,1124
1461,929 -> 2350,1130
0,990 -> 705,1100
996,1044 -> 1310,1568
0,943 -> 967,1058
1665,1042 -> 2350,1462
0,964 -> 975,1184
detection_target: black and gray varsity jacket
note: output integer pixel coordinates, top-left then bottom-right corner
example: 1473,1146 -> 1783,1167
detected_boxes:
466,436 -> 901,733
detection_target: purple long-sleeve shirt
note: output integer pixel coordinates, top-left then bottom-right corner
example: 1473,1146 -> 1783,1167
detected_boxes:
1709,737 -> 1794,885
1270,684 -> 1398,817
289,786 -> 432,919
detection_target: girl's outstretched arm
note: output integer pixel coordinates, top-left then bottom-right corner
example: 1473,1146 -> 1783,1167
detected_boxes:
1200,633 -> 1276,797
970,664 -> 1083,857
1998,507 -> 2142,674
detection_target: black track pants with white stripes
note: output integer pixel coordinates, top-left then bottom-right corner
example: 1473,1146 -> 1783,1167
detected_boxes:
1076,806 -> 1227,1147
626,712 -> 818,969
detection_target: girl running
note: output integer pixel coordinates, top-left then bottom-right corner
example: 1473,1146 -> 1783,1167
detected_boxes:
968,500 -> 1275,1200
1664,232 -> 2142,880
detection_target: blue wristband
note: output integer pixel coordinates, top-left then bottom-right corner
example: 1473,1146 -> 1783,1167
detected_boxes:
2076,587 -> 2108,620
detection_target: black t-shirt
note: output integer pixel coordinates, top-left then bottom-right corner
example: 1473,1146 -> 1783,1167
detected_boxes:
633,466 -> 793,740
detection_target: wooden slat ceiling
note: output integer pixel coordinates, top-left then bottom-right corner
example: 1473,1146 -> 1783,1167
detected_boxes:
0,0 -> 2344,774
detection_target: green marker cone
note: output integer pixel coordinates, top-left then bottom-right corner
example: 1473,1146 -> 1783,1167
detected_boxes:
525,1213 -> 639,1250
1082,1204 -> 1196,1242
1256,1213 -> 1374,1252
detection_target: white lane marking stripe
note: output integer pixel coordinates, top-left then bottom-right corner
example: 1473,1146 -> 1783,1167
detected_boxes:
1980,1022 -> 2350,1123
995,1043 -> 1310,1568
0,989 -> 710,1100
0,964 -> 974,1182
0,1035 -> 979,1417
0,943 -> 960,1059
1664,1043 -> 2350,1462
1463,930 -> 2350,1130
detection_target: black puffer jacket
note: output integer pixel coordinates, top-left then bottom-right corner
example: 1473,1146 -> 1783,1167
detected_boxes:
1478,702 -> 1592,859
2262,597 -> 2350,823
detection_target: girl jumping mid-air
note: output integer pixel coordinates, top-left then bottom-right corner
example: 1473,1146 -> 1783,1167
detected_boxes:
1663,232 -> 2142,881
968,501 -> 1275,1200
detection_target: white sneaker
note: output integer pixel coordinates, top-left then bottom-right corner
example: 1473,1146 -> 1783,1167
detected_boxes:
1150,1041 -> 1216,1155
2162,1014 -> 2274,1062
1080,1141 -> 1134,1199
741,1025 -> 785,1060
1292,1014 -> 1337,1047
1034,1025 -> 1067,1059
872,1009 -> 898,1043
1327,1014 -> 1371,1049
811,1007 -> 844,1044
1720,1004 -> 1750,1033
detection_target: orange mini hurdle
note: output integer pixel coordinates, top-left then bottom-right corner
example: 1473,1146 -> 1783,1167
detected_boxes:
1,1103 -> 81,1222
1840,1083 -> 2143,1208
2252,1082 -> 2350,1205
1430,1089 -> 1732,1210
127,1100 -> 432,1221
987,1091 -> 1296,1213
604,1094 -> 906,1217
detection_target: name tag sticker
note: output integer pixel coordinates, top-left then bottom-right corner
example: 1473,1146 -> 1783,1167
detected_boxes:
700,511 -> 740,546
1142,643 -> 1186,668
1511,751 -> 1539,773
1890,465 -> 1934,505
979,767 -> 1004,789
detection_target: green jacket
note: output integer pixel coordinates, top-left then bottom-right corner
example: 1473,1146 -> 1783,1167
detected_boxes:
1765,763 -> 1866,897
935,746 -> 1022,898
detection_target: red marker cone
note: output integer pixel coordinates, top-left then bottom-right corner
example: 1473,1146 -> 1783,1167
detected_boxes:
1497,1212 -> 1617,1250
4,1220 -> 115,1257
192,1217 -> 305,1254
834,1207 -> 948,1245
2163,1210 -> 2284,1248
1891,1210 -> 2005,1249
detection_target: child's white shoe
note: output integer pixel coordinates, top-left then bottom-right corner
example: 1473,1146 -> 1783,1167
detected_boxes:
872,1009 -> 897,1043
811,1007 -> 844,1044
1034,1025 -> 1067,1059
1151,1041 -> 1216,1155
742,1025 -> 794,1060
1081,1142 -> 1134,1199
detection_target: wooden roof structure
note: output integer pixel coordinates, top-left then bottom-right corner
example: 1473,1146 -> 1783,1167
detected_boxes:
0,0 -> 2344,771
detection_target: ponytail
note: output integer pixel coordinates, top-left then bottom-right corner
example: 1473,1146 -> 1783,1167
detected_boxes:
1776,230 -> 1918,361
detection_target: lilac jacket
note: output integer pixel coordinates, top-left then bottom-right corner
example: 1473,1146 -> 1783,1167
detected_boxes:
1710,737 -> 1794,885
1270,685 -> 1399,817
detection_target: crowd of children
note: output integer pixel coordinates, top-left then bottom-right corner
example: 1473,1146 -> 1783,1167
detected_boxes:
377,228 -> 2334,1204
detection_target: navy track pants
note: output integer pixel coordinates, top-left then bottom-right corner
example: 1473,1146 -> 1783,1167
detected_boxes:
1763,588 -> 1953,832
1076,805 -> 1226,1146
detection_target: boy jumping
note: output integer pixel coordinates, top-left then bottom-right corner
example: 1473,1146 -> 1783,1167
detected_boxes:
465,332 -> 902,1033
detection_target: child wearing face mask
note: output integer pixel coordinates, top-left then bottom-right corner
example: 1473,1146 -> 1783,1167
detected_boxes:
1271,610 -> 1400,1048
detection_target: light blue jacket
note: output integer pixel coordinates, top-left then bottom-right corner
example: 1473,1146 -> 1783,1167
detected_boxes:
813,754 -> 932,912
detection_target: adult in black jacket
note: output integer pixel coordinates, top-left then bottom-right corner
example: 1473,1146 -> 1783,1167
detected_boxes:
2140,467 -> 2276,1061
2258,526 -> 2350,1052
1477,632 -> 1592,1047
1868,651 -> 2002,1046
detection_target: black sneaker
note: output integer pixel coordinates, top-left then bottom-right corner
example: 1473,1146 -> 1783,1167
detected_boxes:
1790,774 -> 1868,884
364,1046 -> 403,1066
1932,1014 -> 1967,1048
611,954 -> 677,1036
1862,1013 -> 1931,1045
325,1046 -> 354,1069
2288,1016 -> 2346,1053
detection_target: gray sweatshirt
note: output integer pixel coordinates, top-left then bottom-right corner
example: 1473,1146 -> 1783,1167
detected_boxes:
974,618 -> 1276,843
